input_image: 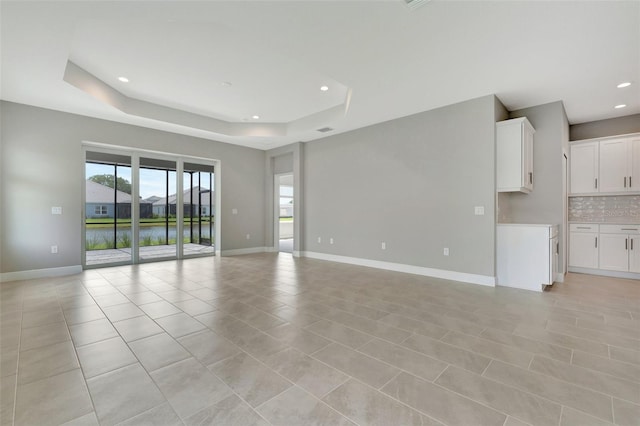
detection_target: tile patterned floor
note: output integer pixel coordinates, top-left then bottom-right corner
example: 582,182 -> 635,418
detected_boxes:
1,253 -> 639,426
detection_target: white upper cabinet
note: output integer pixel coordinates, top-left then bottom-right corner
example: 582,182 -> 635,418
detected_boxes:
599,138 -> 638,192
497,117 -> 535,193
570,142 -> 599,194
571,136 -> 640,195
631,138 -> 640,191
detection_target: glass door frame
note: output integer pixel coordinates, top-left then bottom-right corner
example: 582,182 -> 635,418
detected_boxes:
82,142 -> 220,269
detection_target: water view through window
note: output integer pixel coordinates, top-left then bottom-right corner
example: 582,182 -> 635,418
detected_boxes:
85,152 -> 215,267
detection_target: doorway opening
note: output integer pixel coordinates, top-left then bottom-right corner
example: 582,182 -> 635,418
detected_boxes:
276,174 -> 294,253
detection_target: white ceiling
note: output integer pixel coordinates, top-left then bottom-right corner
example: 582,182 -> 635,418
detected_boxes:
1,1 -> 638,150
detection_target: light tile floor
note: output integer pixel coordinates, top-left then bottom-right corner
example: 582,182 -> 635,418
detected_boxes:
1,254 -> 639,426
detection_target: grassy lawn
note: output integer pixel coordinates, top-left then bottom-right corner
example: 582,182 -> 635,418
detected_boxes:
279,217 -> 293,222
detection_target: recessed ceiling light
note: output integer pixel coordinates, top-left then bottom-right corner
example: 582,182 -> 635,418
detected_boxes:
118,76 -> 129,83
252,115 -> 260,120
617,82 -> 631,88
614,104 -> 627,109
320,85 -> 329,92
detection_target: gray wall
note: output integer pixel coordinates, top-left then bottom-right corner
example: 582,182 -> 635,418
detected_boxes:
303,95 -> 498,277
570,114 -> 640,141
494,98 -> 511,223
504,101 -> 569,271
0,101 -> 266,274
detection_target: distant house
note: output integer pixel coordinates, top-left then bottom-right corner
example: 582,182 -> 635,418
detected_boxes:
150,186 -> 215,217
85,180 -> 153,218
279,203 -> 293,217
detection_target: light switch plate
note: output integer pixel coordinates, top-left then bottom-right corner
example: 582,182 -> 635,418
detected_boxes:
51,206 -> 63,215
474,206 -> 485,216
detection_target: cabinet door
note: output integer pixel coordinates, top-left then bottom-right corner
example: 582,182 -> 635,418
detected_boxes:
523,124 -> 534,191
599,233 -> 629,271
569,232 -> 598,268
550,235 -> 558,283
630,139 -> 640,191
599,139 -> 629,192
497,121 -> 524,191
629,236 -> 640,273
570,143 -> 598,194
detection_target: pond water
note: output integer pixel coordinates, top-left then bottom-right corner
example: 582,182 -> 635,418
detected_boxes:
86,225 -> 212,242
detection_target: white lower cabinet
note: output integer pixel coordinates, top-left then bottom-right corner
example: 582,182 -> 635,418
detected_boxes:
497,224 -> 558,292
571,223 -> 640,274
599,233 -> 629,271
630,237 -> 640,273
569,224 -> 598,269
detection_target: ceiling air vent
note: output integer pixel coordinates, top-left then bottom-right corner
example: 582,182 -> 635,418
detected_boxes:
404,0 -> 431,10
317,127 -> 334,133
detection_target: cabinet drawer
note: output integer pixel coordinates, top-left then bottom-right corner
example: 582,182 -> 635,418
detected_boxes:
570,224 -> 599,233
599,224 -> 640,235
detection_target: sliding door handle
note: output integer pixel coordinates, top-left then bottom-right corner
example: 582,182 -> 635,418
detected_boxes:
595,237 -> 598,248
626,238 -> 628,250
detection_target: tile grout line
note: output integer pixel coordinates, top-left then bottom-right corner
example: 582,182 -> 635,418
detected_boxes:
11,296 -> 24,426
558,405 -> 564,426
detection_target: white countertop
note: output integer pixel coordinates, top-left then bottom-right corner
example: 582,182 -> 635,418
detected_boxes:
497,223 -> 556,227
568,221 -> 640,225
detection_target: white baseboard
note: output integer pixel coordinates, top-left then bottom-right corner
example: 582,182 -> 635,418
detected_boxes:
555,272 -> 565,283
301,251 -> 495,287
220,247 -> 269,256
0,265 -> 83,283
568,267 -> 640,280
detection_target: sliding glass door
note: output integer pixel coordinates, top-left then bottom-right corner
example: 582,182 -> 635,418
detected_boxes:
85,152 -> 133,266
84,148 -> 216,268
183,163 -> 215,257
138,157 -> 177,261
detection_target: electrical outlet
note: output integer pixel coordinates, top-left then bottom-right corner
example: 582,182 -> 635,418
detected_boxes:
443,247 -> 449,256
330,238 -> 334,244
381,242 -> 386,250
317,237 -> 322,243
246,234 -> 250,240
51,206 -> 62,215
51,245 -> 58,254
232,208 -> 238,215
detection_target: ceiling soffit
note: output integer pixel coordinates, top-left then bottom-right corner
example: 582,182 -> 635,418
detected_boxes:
65,19 -> 352,138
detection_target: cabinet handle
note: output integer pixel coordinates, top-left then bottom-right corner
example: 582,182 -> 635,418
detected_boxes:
632,239 -> 634,250
595,237 -> 598,248
577,226 -> 591,229
595,178 -> 598,189
630,176 -> 633,188
621,228 -> 638,231
624,177 -> 627,188
626,238 -> 628,250
556,242 -> 559,254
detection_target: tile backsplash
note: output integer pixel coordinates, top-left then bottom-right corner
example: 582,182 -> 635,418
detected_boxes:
569,196 -> 640,223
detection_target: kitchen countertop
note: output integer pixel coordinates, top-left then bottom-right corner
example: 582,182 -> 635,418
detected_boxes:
569,221 -> 640,224
497,223 -> 556,227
